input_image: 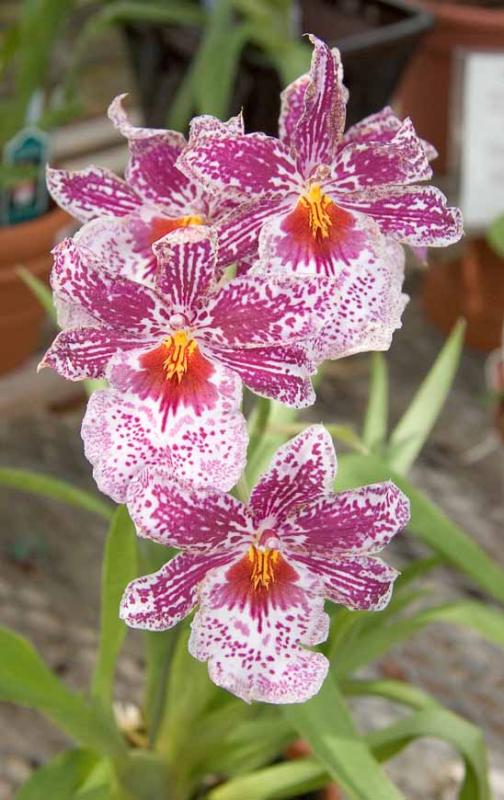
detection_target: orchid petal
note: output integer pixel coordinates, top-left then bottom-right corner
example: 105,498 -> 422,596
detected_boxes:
51,238 -> 170,335
40,326 -> 147,381
327,118 -> 432,194
108,94 -> 200,214
280,482 -> 410,556
336,185 -> 463,246
120,551 -> 235,631
127,474 -> 253,551
46,166 -> 142,223
292,552 -> 398,611
189,557 -> 329,704
342,106 -> 438,161
74,215 -> 156,284
215,196 -> 287,267
197,274 -> 337,348
178,130 -> 300,199
310,239 -> 408,362
82,382 -> 247,503
250,425 -> 337,527
210,343 -> 316,409
153,226 -> 218,311
290,35 -> 347,176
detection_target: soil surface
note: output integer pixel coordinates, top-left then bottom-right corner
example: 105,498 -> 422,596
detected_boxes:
1,280 -> 503,799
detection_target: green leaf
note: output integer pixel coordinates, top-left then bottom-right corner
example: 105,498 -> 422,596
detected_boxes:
333,601 -> 504,678
0,627 -> 126,759
336,452 -> 504,605
245,400 -> 299,487
91,506 -> 138,707
192,0 -> 249,118
487,213 -> 504,258
17,267 -> 57,324
386,320 -> 465,474
0,468 -> 113,520
155,627 -> 219,764
341,678 -> 440,711
283,673 -> 405,800
368,709 -> 490,800
208,758 -> 326,800
16,749 -> 98,800
362,352 -> 388,451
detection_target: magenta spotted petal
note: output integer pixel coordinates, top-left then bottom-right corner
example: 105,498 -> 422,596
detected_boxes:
121,425 -> 409,703
47,96 -> 246,287
42,229 -> 333,411
82,381 -> 247,503
178,34 -> 462,282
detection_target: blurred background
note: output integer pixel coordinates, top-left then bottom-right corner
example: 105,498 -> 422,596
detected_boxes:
1,1 -> 503,798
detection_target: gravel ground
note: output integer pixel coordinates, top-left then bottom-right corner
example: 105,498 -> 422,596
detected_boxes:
1,284 -> 503,799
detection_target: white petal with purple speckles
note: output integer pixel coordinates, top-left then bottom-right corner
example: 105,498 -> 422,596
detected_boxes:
189,558 -> 329,704
250,425 -> 337,527
46,165 -> 142,223
279,482 -> 410,556
291,553 -> 399,611
120,551 -> 236,631
127,475 -> 253,551
82,382 -> 247,503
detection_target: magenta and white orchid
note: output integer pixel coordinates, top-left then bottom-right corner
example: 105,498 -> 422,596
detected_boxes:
178,35 -> 462,279
40,226 -> 338,499
120,425 -> 410,704
47,98 -> 248,283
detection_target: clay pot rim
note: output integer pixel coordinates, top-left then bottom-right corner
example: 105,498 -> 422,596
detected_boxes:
0,206 -> 71,268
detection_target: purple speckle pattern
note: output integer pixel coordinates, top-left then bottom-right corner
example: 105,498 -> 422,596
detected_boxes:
82,374 -> 247,503
46,165 -> 142,223
153,225 -> 219,309
177,32 -> 462,291
120,424 -> 409,703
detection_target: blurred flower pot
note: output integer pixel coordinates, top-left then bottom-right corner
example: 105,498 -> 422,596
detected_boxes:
423,237 -> 504,351
0,207 -> 70,375
124,0 -> 432,134
396,0 -> 504,173
286,739 -> 343,800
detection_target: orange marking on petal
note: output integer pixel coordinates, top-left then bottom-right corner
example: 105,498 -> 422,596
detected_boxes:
149,214 -> 205,245
248,545 -> 281,591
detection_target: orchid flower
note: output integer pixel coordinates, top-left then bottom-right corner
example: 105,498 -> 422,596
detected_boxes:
40,227 -> 337,499
120,425 -> 410,704
178,35 -> 463,279
47,97 -> 247,283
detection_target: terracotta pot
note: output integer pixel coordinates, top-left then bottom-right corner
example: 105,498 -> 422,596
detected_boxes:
396,0 -> 504,173
422,238 -> 504,350
0,207 -> 71,375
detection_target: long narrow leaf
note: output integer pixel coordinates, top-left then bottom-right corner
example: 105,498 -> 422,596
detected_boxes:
17,267 -> 57,323
0,467 -> 113,520
208,758 -> 326,800
283,673 -> 405,800
362,352 -> 388,451
16,749 -> 98,800
342,679 -> 440,711
368,709 -> 490,800
333,601 -> 504,678
91,505 -> 138,707
0,628 -> 126,759
336,452 -> 504,604
386,320 -> 465,474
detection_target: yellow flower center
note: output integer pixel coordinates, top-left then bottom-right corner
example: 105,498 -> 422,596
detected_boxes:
162,331 -> 197,383
299,183 -> 333,239
248,545 -> 280,590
